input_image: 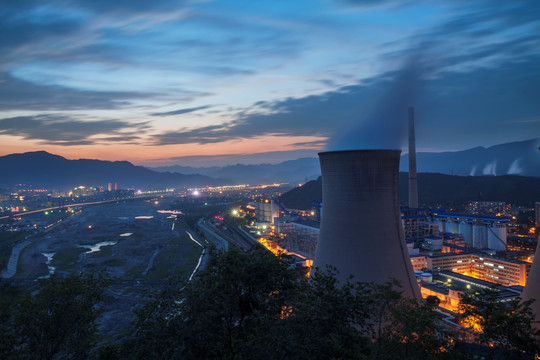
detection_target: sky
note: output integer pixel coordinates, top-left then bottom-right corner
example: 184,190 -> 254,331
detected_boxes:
0,0 -> 539,167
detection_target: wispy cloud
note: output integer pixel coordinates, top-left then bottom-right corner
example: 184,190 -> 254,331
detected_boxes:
151,53 -> 540,150
0,72 -> 159,111
0,114 -> 148,145
151,105 -> 212,116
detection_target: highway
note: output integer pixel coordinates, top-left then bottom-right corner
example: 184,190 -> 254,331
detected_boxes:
0,195 -> 162,220
199,218 -> 259,251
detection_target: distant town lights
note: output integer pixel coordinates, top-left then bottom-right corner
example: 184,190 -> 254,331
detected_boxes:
193,190 -> 200,196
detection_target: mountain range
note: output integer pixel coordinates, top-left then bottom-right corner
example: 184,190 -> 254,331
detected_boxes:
150,157 -> 321,185
0,151 -> 222,190
150,138 -> 540,182
1,138 -> 538,190
400,138 -> 540,177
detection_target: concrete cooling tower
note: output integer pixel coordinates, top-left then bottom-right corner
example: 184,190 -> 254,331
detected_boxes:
313,149 -> 421,299
521,235 -> 540,329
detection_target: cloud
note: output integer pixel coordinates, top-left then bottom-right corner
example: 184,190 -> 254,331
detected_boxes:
0,72 -> 162,111
151,53 -> 540,150
290,140 -> 327,148
151,105 -> 212,116
0,114 -> 148,145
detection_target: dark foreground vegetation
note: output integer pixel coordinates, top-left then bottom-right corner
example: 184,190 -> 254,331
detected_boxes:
1,248 -> 539,359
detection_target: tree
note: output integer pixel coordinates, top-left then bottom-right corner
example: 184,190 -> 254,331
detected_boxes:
120,251 -> 457,360
459,287 -> 540,358
0,280 -> 23,359
13,273 -> 109,360
122,248 -> 299,359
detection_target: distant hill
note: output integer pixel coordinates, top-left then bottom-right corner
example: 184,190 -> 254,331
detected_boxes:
150,157 -> 321,185
280,173 -> 540,209
150,139 -> 540,184
0,151 -> 223,189
400,138 -> 540,177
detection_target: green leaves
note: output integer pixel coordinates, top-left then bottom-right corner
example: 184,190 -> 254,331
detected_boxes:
459,287 -> 540,357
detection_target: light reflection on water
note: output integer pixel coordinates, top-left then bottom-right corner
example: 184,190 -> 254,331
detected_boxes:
77,241 -> 118,253
40,252 -> 56,278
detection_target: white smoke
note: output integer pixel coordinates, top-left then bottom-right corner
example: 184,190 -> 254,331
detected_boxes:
469,165 -> 477,176
327,54 -> 425,151
507,158 -> 523,175
482,160 -> 497,175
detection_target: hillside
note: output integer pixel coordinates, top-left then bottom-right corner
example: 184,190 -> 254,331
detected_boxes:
150,157 -> 321,185
400,138 -> 540,177
0,151 -> 223,189
280,173 -> 540,209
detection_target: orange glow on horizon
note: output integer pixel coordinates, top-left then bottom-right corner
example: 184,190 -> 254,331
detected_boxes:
0,134 -> 326,166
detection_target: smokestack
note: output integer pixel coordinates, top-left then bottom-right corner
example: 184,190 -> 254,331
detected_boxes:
520,234 -> 540,330
313,150 -> 421,299
408,107 -> 419,208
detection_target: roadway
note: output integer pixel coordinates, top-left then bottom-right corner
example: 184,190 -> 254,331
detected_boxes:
0,195 -> 164,220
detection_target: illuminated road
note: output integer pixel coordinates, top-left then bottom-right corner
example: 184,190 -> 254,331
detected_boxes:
0,199 -> 119,220
0,195 -> 161,220
196,218 -> 228,251
186,231 -> 205,282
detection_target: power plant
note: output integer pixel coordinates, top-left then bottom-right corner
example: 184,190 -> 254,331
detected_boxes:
521,234 -> 540,329
313,149 -> 421,299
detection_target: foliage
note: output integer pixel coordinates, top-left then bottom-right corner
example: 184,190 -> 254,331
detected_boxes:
3,251 -> 539,359
119,251 -> 460,359
0,280 -> 23,359
122,248 -> 298,359
459,287 -> 540,358
3,274 -> 109,360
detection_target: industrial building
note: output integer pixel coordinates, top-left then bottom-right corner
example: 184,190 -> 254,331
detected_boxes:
467,200 -> 506,215
416,252 -> 531,287
432,212 -> 509,251
275,218 -> 319,259
254,198 -> 280,225
418,270 -> 523,312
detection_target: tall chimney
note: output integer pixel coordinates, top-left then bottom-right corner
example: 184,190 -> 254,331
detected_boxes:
313,150 -> 421,299
408,107 -> 419,208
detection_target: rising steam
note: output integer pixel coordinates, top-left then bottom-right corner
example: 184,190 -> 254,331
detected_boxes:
507,158 -> 523,175
326,55 -> 425,151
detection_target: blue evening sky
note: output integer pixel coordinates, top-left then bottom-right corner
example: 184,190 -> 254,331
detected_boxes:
0,0 -> 538,166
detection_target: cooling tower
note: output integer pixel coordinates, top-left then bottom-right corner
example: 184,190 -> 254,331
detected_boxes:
521,235 -> 540,329
313,150 -> 421,299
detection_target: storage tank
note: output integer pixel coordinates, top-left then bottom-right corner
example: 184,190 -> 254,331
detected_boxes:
313,150 -> 420,299
434,219 -> 446,233
459,221 -> 473,247
421,273 -> 433,283
487,223 -> 507,251
473,223 -> 488,249
446,220 -> 459,234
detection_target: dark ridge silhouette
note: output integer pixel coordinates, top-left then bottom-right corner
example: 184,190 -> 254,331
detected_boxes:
400,138 -> 540,177
0,151 -> 224,189
280,172 -> 540,209
150,157 -> 321,185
